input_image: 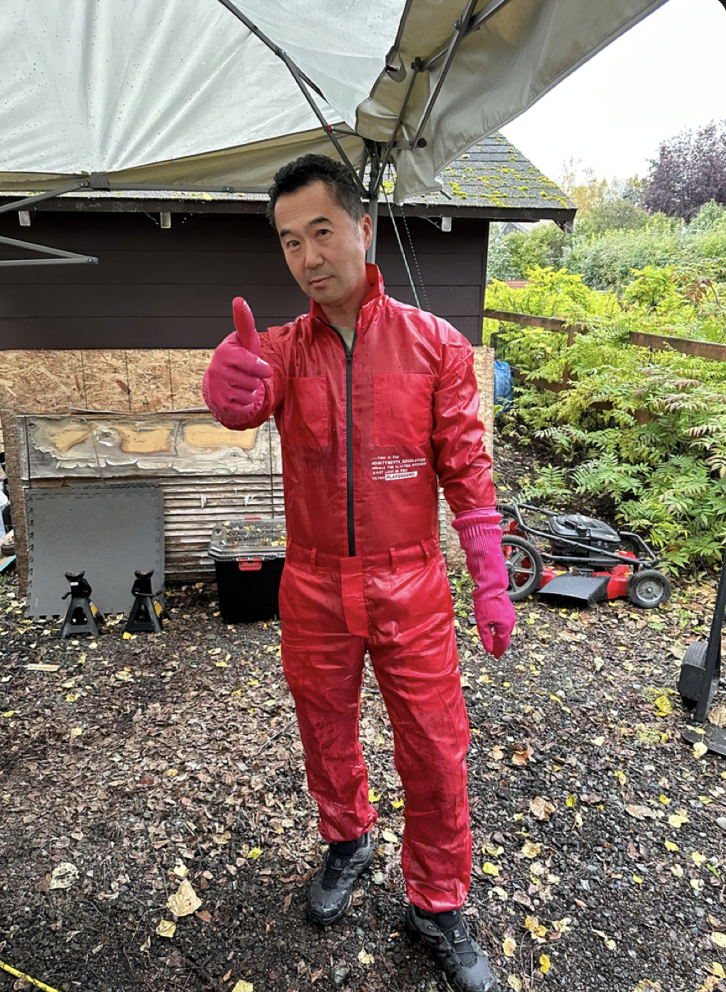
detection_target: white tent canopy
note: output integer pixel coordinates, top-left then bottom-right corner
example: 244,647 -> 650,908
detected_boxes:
0,0 -> 667,203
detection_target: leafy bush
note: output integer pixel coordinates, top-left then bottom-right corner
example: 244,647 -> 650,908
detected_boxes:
487,269 -> 726,569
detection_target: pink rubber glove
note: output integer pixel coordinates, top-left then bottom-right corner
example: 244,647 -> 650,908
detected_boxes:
202,297 -> 273,428
452,507 -> 516,659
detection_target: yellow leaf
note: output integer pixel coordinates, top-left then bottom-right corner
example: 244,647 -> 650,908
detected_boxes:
358,949 -> 375,966
539,954 -> 551,975
523,916 -> 547,939
632,875 -> 643,884
711,962 -> 726,979
247,847 -> 263,860
368,788 -> 382,802
482,843 -> 504,857
654,694 -> 672,716
659,794 -> 671,805
156,919 -> 177,938
2,711 -> 16,718
613,771 -> 627,786
381,829 -> 398,844
503,937 -> 516,958
694,742 -> 708,758
665,841 -> 679,852
507,976 -> 522,991
391,799 -> 404,809
70,727 -> 83,738
521,841 -> 542,859
668,811 -> 690,829
122,631 -> 132,640
671,864 -> 684,878
482,862 -> 500,877
215,661 -> 228,668
692,851 -> 707,864
711,932 -> 726,948
566,793 -> 577,808
166,879 -> 202,917
591,736 -> 605,746
232,983 -> 254,992
552,918 -> 572,934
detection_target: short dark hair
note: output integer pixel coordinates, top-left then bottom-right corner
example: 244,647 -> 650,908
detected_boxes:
266,154 -> 365,228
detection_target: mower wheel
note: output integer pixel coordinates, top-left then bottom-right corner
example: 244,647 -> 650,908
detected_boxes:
627,568 -> 672,609
502,535 -> 543,602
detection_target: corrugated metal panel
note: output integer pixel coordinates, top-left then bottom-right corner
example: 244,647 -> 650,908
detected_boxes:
160,475 -> 284,580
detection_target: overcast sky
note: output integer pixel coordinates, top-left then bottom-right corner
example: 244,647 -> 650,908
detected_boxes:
501,0 -> 726,188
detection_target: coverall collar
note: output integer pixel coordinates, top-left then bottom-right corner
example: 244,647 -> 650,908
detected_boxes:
309,263 -> 386,332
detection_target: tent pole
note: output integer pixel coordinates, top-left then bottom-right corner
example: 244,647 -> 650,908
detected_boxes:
0,181 -> 89,216
216,0 -> 366,195
409,0 -> 479,150
366,196 -> 379,265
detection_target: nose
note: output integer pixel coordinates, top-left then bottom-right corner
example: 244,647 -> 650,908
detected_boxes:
303,242 -> 324,271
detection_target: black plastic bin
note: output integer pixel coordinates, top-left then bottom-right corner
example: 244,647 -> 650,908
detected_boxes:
208,517 -> 286,623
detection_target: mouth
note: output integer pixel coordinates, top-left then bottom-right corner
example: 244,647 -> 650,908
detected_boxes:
309,276 -> 331,289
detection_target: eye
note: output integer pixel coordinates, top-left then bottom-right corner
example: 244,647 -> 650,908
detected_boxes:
316,228 -> 331,237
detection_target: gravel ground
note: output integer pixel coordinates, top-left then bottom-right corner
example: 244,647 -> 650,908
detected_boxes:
1,440 -> 726,992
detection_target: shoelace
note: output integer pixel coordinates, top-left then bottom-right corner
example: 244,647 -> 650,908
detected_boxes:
443,921 -> 478,968
321,841 -> 360,891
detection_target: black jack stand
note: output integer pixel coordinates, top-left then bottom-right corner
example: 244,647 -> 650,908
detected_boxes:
679,546 -> 726,755
124,570 -> 167,634
59,571 -> 104,638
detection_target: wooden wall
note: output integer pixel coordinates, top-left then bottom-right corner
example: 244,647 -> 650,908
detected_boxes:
0,210 -> 488,349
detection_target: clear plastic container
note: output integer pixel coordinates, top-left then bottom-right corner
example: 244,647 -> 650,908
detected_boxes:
208,517 -> 287,561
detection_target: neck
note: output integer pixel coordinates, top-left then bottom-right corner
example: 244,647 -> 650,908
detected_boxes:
319,271 -> 370,327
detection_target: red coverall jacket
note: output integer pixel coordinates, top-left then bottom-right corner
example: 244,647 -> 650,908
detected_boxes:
211,263 -> 497,912
241,264 -> 496,548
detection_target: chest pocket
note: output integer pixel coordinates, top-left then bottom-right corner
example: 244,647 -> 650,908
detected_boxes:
282,377 -> 330,449
374,373 -> 434,447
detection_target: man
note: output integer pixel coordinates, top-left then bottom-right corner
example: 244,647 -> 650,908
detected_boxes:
203,154 -> 515,992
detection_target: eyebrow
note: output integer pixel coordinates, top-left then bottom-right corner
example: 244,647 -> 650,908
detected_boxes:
278,215 -> 333,240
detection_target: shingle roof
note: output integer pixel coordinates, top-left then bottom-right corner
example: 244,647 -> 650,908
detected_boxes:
0,133 -> 574,217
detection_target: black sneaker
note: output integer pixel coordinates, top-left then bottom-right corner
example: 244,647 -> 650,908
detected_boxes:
406,904 -> 497,992
307,833 -> 373,926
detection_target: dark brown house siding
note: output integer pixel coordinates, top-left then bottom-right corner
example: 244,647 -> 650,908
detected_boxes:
0,210 -> 488,350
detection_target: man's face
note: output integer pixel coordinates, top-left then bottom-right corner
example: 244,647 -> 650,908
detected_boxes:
274,180 -> 372,313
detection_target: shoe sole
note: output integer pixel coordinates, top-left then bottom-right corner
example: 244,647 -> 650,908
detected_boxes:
405,909 -> 497,992
307,845 -> 374,927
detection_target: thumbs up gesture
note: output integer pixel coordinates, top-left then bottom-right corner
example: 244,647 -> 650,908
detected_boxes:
202,297 -> 273,428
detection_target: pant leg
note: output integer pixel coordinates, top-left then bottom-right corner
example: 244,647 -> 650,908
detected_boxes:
365,552 -> 471,913
279,558 -> 378,843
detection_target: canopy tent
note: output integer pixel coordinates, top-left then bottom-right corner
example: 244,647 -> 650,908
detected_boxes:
1,0 -> 670,207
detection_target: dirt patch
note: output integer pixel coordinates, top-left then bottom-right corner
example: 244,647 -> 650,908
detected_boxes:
1,441 -> 725,992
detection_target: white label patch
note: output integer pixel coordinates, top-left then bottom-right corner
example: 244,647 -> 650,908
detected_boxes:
372,454 -> 427,482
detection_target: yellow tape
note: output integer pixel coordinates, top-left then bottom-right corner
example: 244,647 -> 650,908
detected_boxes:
0,958 -> 65,992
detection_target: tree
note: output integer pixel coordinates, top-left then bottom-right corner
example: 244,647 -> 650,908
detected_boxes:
644,120 -> 726,222
557,157 -> 608,215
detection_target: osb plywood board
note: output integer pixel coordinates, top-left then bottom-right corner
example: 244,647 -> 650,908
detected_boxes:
0,351 -> 85,414
126,350 -> 173,412
81,350 -> 133,412
170,350 -> 214,409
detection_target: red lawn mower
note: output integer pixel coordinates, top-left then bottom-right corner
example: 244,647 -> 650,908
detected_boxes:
498,502 -> 671,608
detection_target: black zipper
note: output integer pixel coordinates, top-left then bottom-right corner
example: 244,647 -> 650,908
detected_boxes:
323,318 -> 358,557
344,330 -> 357,557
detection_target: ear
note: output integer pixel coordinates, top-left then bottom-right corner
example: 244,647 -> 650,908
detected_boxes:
360,213 -> 373,252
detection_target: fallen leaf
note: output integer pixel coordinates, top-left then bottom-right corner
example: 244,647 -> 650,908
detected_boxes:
166,879 -> 202,917
529,797 -> 556,821
566,794 -> 577,808
491,745 -> 505,761
231,982 -> 254,992
156,919 -> 177,938
368,788 -> 381,802
511,743 -> 533,766
692,852 -> 707,864
358,949 -> 374,966
710,962 -> 726,979
482,862 -> 500,877
626,804 -> 656,820
668,811 -> 690,829
539,954 -> 551,975
523,916 -> 547,940
49,862 -> 79,891
613,771 -> 627,786
248,847 -> 263,860
694,742 -> 708,759
709,704 -> 726,728
711,932 -> 726,949
507,976 -> 522,991
381,829 -> 398,844
520,841 -> 542,859
654,694 -> 672,716
665,841 -> 679,852
503,937 -> 516,958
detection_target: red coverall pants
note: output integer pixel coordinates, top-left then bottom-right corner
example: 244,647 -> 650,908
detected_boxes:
280,538 -> 472,914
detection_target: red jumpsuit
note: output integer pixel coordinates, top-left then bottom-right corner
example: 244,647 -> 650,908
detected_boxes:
238,264 -> 495,912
